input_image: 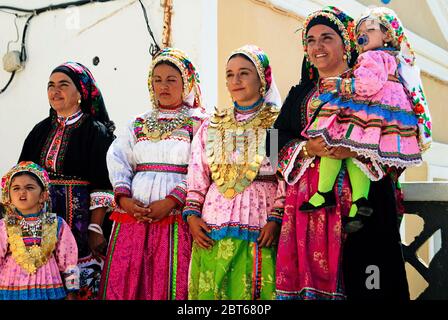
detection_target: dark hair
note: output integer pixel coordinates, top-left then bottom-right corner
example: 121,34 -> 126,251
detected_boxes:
228,53 -> 253,64
11,172 -> 45,192
379,24 -> 396,49
154,60 -> 182,76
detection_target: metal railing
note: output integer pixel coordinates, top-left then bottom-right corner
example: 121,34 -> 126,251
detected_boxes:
401,182 -> 448,300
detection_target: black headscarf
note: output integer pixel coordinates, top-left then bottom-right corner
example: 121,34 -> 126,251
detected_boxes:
50,62 -> 115,136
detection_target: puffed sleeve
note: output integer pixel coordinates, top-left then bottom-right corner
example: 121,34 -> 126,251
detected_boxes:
353,51 -> 391,97
166,115 -> 208,208
267,180 -> 286,223
54,217 -> 80,292
182,120 -> 211,221
277,139 -> 315,185
106,119 -> 138,200
0,220 -> 8,268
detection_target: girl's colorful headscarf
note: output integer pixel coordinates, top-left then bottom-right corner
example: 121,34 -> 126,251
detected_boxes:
227,44 -> 282,108
148,47 -> 202,109
356,7 -> 432,151
302,6 -> 357,79
51,62 -> 115,134
1,161 -> 51,213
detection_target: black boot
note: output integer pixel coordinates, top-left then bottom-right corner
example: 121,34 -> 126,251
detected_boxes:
299,190 -> 336,212
352,197 -> 373,217
342,198 -> 373,233
342,216 -> 364,233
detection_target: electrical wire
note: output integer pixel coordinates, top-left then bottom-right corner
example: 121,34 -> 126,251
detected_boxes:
0,71 -> 16,94
138,0 -> 160,57
0,0 -> 161,95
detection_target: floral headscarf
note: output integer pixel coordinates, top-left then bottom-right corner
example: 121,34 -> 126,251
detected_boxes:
148,47 -> 202,109
51,62 -> 115,134
303,6 -> 357,67
1,161 -> 51,213
227,44 -> 281,108
356,7 -> 432,151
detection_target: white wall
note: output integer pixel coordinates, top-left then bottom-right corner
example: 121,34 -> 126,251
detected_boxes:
0,0 -> 217,175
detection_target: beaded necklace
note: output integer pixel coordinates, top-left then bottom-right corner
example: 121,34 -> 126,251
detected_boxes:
142,104 -> 190,141
233,97 -> 264,113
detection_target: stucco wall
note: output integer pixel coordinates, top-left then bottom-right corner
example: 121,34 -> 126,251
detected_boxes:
0,0 -> 217,174
217,0 -> 303,107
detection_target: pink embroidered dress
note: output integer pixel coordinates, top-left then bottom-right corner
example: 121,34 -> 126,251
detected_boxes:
99,107 -> 206,300
275,86 -> 353,300
99,46 -> 206,301
183,114 -> 285,300
0,213 -> 79,300
305,49 -> 422,180
183,45 -> 285,300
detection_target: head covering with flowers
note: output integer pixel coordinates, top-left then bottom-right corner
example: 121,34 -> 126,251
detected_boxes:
148,47 -> 202,109
1,161 -> 51,213
51,62 -> 114,134
301,6 -> 358,80
227,44 -> 281,108
303,6 -> 357,65
356,6 -> 432,151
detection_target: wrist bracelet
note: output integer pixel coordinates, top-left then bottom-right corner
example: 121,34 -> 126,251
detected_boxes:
335,77 -> 342,94
302,143 -> 310,158
88,223 -> 103,235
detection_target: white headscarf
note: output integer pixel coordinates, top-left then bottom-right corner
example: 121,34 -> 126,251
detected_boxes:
227,44 -> 282,109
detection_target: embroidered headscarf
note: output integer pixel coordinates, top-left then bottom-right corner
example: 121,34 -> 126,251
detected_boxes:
51,62 -> 115,135
1,161 -> 51,214
302,6 -> 358,81
148,47 -> 202,109
274,7 -> 358,153
227,44 -> 282,108
355,7 -> 432,151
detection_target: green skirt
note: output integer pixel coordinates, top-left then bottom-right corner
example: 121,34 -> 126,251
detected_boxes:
188,238 -> 276,300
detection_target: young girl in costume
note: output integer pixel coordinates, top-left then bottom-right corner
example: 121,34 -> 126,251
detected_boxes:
0,161 -> 79,300
300,7 -> 432,232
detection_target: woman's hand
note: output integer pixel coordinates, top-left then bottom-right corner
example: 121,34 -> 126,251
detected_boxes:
187,215 -> 214,249
88,231 -> 107,261
328,146 -> 357,160
306,137 -> 334,158
147,198 -> 177,222
118,197 -> 151,222
257,221 -> 280,248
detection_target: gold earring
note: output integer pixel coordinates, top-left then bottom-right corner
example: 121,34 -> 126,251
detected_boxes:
343,54 -> 348,61
259,87 -> 265,96
77,99 -> 81,104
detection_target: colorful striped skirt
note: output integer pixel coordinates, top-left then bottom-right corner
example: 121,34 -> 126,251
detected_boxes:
99,214 -> 191,300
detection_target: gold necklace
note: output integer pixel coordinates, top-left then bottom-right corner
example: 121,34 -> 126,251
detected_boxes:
141,105 -> 190,141
207,103 -> 280,199
6,213 -> 58,274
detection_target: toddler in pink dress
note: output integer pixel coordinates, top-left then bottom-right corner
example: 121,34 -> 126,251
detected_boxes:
300,7 -> 432,232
